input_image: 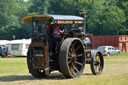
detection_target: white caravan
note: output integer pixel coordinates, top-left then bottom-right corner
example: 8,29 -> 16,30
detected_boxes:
7,39 -> 31,57
0,40 -> 9,47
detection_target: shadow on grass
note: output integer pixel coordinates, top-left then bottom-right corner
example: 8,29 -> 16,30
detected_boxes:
0,73 -> 93,82
0,75 -> 35,82
0,73 -> 65,82
82,73 -> 93,76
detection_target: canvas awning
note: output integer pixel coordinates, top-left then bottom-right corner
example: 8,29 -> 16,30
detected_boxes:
20,14 -> 84,24
48,15 -> 84,21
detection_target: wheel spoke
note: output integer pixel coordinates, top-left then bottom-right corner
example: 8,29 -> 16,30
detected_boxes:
95,63 -> 100,72
72,49 -> 76,54
96,67 -> 98,72
72,42 -> 77,48
95,56 -> 98,60
68,51 -> 72,56
95,65 -> 99,72
76,54 -> 83,57
97,65 -> 100,72
69,46 -> 73,53
68,60 -> 72,64
68,56 -> 72,59
75,61 -> 83,66
71,45 -> 75,54
94,61 -> 97,65
72,63 -> 80,73
71,43 -> 77,53
70,66 -> 76,74
75,46 -> 80,51
95,56 -> 100,64
97,56 -> 100,61
98,60 -> 101,65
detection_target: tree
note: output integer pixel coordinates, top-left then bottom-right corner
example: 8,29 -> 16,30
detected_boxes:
0,0 -> 17,39
0,0 -> 11,28
29,0 -> 50,14
49,0 -> 92,15
103,6 -> 126,35
87,0 -> 105,35
0,0 -> 31,39
117,0 -> 128,34
87,0 -> 126,35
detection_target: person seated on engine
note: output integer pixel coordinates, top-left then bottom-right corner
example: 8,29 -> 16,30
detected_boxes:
52,24 -> 64,52
54,24 -> 64,36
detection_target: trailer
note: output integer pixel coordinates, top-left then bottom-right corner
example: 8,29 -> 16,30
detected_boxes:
7,39 -> 31,57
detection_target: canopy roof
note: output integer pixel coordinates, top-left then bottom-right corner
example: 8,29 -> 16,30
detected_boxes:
20,14 -> 84,24
48,15 -> 84,21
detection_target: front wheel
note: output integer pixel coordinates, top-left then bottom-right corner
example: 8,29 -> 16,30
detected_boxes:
90,52 -> 104,75
59,38 -> 85,78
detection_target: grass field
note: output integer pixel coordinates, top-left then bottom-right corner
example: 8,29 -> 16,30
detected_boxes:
0,53 -> 128,85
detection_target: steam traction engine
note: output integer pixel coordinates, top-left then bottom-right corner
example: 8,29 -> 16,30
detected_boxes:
20,14 -> 104,78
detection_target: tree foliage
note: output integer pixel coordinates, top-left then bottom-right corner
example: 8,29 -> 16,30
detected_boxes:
0,0 -> 31,39
0,0 -> 127,39
87,0 -> 126,35
49,0 -> 92,15
29,0 -> 50,14
117,0 -> 128,34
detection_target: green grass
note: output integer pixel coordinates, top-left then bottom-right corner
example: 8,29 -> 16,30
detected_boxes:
119,52 -> 128,57
105,52 -> 128,58
0,52 -> 128,85
0,58 -> 28,75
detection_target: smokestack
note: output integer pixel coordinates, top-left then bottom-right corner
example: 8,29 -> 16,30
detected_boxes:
80,11 -> 87,33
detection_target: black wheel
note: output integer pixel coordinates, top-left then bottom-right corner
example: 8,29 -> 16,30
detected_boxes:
117,52 -> 120,55
2,52 -> 7,58
59,38 -> 85,78
90,52 -> 104,75
27,45 -> 48,78
107,53 -> 110,56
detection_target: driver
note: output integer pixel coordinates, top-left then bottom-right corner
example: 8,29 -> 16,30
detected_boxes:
53,24 -> 64,35
51,24 -> 64,55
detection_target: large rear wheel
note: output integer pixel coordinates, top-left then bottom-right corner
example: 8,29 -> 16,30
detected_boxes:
27,46 -> 48,78
59,38 -> 85,78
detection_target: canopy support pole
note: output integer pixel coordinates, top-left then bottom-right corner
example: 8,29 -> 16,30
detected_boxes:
32,17 -> 34,39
